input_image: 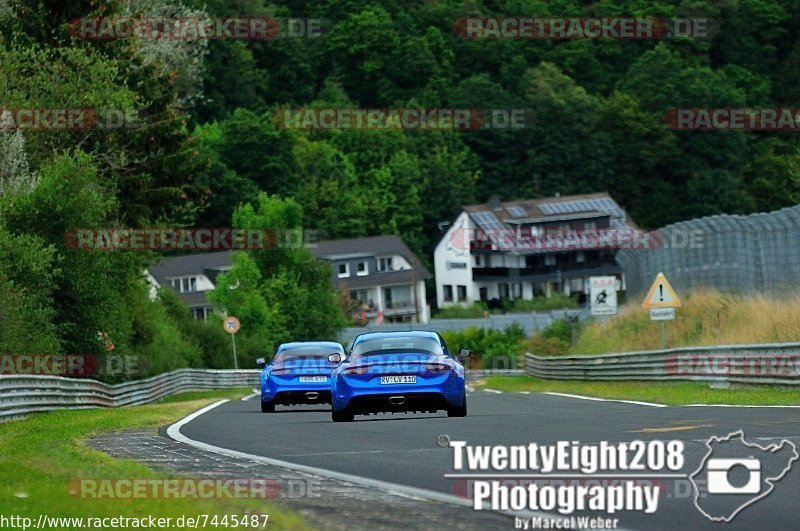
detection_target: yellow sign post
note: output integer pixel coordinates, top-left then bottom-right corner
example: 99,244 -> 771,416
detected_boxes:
642,273 -> 681,348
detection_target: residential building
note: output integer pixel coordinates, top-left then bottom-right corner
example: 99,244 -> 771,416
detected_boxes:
434,193 -> 631,308
146,235 -> 431,324
146,251 -> 232,320
310,235 -> 431,324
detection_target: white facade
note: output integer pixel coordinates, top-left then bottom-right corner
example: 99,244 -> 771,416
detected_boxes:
433,212 -> 477,307
434,210 -> 626,308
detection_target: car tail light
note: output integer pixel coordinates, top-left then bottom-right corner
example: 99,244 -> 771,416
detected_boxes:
271,368 -> 292,375
343,365 -> 370,375
424,363 -> 451,374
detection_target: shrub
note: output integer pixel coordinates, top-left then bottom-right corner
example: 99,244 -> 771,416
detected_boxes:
440,323 -> 526,369
433,301 -> 488,319
522,319 -> 572,356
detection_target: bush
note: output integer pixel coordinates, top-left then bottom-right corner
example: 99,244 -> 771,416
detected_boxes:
539,319 -> 572,343
523,319 -> 572,356
433,301 -> 488,319
440,323 -> 526,369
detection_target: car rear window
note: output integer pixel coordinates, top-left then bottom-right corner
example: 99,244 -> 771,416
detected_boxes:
274,346 -> 341,363
350,337 -> 443,358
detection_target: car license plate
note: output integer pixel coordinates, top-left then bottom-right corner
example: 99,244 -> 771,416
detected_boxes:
299,376 -> 327,383
380,376 -> 416,384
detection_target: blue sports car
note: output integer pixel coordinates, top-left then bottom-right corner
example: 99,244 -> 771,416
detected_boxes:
257,341 -> 345,412
328,331 -> 469,422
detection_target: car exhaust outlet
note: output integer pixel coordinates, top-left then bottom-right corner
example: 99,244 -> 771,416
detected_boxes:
306,392 -> 319,400
389,396 -> 406,405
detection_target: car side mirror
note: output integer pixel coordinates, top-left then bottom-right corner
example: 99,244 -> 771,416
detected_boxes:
328,353 -> 342,364
458,348 -> 470,359
256,357 -> 266,367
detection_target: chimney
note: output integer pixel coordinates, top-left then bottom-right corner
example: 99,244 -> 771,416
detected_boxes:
554,192 -> 561,198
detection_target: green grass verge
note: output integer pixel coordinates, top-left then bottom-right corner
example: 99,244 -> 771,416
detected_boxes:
479,376 -> 800,406
0,388 -> 308,530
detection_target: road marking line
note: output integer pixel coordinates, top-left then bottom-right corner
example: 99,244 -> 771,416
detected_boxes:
543,392 -> 667,407
281,448 -> 442,458
518,391 -> 531,394
165,400 -> 600,524
446,473 -> 687,479
241,391 -> 259,402
635,424 -> 712,433
683,404 -> 800,408
483,389 -> 502,394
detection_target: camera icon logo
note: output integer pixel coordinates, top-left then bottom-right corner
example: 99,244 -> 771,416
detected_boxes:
706,458 -> 761,494
690,430 -> 798,522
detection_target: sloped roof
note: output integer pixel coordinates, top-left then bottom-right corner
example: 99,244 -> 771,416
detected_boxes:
148,251 -> 233,286
462,193 -> 631,252
310,235 -> 431,288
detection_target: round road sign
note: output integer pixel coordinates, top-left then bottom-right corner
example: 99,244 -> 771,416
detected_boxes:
223,316 -> 241,334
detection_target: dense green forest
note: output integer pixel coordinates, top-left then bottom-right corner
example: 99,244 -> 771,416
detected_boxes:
1,0 -> 799,377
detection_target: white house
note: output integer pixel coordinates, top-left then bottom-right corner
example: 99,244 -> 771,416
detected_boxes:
146,235 -> 432,324
310,235 -> 431,324
434,193 -> 631,308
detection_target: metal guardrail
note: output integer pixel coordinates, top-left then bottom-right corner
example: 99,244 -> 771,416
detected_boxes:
525,342 -> 800,385
0,368 -> 260,421
0,368 -> 521,421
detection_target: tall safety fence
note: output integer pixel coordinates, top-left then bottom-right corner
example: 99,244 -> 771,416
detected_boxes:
525,342 -> 800,386
617,204 -> 800,297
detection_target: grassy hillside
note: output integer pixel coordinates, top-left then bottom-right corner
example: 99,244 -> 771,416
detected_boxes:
574,290 -> 800,354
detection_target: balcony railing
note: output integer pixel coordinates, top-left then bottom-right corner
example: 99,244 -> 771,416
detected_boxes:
472,261 -> 619,280
383,301 -> 416,314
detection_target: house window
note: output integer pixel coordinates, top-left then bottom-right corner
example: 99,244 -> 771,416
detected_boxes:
171,276 -> 198,293
192,307 -> 210,320
457,285 -> 467,301
499,283 -> 510,298
576,251 -> 585,263
544,255 -> 556,266
377,257 -> 394,272
337,263 -> 350,278
475,255 -> 484,267
357,261 -> 368,276
443,285 -> 453,302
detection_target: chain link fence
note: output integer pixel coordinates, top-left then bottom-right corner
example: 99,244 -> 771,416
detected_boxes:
617,204 -> 800,297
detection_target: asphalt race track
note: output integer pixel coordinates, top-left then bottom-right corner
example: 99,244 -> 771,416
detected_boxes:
178,392 -> 800,530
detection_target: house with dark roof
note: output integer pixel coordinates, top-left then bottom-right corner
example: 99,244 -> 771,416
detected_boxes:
146,235 -> 431,324
310,235 -> 431,324
146,251 -> 233,320
434,193 -> 632,308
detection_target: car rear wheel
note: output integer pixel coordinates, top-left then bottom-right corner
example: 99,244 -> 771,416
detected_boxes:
261,400 -> 275,413
447,396 -> 467,417
331,407 -> 354,422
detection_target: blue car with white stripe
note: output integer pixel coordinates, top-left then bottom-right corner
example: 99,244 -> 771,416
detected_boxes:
257,341 -> 345,412
328,331 -> 469,422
